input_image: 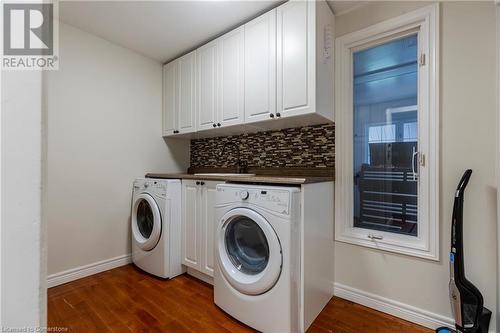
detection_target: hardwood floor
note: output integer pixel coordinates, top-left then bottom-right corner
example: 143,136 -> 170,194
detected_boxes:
48,264 -> 432,333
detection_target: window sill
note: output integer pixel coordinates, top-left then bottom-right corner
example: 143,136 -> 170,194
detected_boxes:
335,231 -> 439,261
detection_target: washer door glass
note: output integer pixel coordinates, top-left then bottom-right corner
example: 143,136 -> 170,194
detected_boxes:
217,208 -> 282,296
137,199 -> 155,238
132,193 -> 162,251
225,216 -> 269,275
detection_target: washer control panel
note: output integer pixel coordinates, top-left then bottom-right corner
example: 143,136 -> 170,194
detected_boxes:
133,179 -> 168,196
217,186 -> 292,215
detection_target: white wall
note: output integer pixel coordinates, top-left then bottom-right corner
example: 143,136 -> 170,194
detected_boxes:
1,70 -> 45,327
46,23 -> 189,276
496,5 -> 500,332
335,2 -> 498,330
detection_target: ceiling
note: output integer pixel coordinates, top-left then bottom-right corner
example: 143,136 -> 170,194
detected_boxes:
60,1 -> 365,64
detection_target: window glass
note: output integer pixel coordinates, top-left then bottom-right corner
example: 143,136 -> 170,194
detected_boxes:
403,122 -> 418,142
368,124 -> 396,143
353,34 -> 419,236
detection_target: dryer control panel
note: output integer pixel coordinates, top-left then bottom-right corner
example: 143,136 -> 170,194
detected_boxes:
216,185 -> 299,216
133,179 -> 174,197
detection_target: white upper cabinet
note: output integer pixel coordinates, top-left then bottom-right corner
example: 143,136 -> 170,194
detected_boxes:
277,1 -> 309,117
162,61 -> 177,136
276,0 -> 334,121
217,27 -> 245,127
197,41 -> 218,131
244,9 -> 276,124
162,51 -> 197,136
177,51 -> 197,134
196,28 -> 244,133
163,1 -> 334,138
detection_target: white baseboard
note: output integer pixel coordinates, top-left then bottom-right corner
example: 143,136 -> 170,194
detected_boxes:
47,254 -> 132,288
333,282 -> 454,330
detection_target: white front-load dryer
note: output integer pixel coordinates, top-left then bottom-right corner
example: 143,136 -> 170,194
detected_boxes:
131,178 -> 183,278
214,184 -> 301,333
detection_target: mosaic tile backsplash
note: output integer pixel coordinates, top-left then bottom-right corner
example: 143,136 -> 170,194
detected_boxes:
190,123 -> 335,169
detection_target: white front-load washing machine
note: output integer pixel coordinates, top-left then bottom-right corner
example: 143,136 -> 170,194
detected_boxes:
131,178 -> 184,278
214,183 -> 301,333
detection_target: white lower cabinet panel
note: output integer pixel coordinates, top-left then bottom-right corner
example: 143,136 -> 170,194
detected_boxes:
181,180 -> 222,277
201,182 -> 217,276
181,180 -> 200,269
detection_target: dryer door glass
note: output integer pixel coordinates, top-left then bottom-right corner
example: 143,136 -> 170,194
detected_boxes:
218,207 -> 282,295
132,193 -> 162,251
225,216 -> 269,275
136,199 -> 154,239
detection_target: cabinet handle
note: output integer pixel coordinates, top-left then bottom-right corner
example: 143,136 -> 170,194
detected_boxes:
276,113 -> 281,118
217,123 -> 221,127
269,113 -> 274,118
173,130 -> 179,134
196,181 -> 200,185
200,181 -> 205,185
213,124 -> 217,128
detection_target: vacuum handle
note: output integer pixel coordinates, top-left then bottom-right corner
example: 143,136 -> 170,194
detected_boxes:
455,169 -> 472,198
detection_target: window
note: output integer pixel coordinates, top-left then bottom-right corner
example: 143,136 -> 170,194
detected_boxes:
368,124 -> 396,143
403,121 -> 418,142
335,5 -> 439,260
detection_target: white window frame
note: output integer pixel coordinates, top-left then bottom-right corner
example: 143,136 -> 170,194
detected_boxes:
335,4 -> 440,260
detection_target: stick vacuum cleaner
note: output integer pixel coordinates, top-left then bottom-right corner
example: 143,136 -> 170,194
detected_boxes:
436,170 -> 491,333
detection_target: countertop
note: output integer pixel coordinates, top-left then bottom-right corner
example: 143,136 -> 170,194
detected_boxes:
145,173 -> 334,185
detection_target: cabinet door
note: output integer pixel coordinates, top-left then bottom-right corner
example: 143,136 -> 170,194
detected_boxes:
181,180 -> 200,269
244,9 -> 276,124
277,1 -> 314,117
218,27 -> 245,127
197,41 -> 218,131
162,61 -> 177,136
177,51 -> 197,134
200,181 -> 219,277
